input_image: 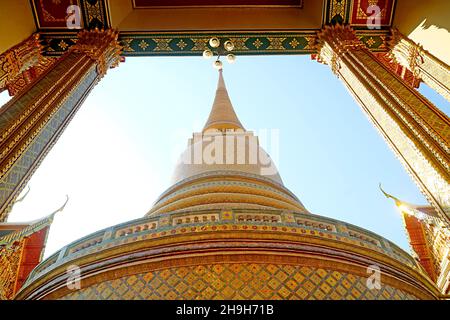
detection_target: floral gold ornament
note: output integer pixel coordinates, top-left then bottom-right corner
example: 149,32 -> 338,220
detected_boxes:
138,40 -> 149,51
0,33 -> 42,93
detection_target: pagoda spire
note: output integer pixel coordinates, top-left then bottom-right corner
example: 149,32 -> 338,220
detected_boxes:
203,69 -> 244,132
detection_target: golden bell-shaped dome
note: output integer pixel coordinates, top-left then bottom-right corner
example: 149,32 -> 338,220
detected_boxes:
147,70 -> 306,216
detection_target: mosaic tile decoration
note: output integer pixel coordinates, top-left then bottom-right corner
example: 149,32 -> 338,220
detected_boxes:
59,263 -> 418,300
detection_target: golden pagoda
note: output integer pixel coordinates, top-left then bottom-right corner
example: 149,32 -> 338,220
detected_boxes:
14,70 -> 441,300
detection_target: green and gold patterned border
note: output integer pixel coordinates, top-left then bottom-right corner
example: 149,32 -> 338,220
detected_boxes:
357,31 -> 389,51
40,31 -> 389,57
40,34 -> 78,56
120,33 -> 317,56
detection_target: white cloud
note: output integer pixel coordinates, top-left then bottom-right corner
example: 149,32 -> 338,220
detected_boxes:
8,100 -> 162,257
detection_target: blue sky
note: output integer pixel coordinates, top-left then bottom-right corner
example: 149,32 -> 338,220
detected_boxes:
2,55 -> 449,256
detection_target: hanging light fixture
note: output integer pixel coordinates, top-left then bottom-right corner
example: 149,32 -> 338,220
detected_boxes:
203,49 -> 213,59
224,40 -> 234,51
213,60 -> 223,70
226,53 -> 236,64
209,37 -> 220,48
202,37 -> 237,69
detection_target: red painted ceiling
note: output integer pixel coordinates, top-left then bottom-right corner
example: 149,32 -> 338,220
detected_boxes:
31,0 -> 81,29
350,0 -> 394,26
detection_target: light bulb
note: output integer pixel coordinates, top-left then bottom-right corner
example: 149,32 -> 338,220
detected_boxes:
224,40 -> 234,51
226,53 -> 236,63
203,49 -> 213,59
209,37 -> 220,48
213,60 -> 223,70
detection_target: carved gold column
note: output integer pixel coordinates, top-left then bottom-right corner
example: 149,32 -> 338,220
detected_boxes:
390,28 -> 450,103
0,238 -> 25,299
6,57 -> 56,97
316,25 -> 450,225
373,52 -> 421,89
0,29 -> 122,221
0,34 -> 42,94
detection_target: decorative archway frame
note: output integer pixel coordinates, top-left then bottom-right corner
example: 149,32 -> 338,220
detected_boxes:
28,0 -> 396,56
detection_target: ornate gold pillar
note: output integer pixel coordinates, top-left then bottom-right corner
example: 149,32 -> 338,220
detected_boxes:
0,29 -> 122,221
0,34 -> 43,94
390,28 -> 450,103
373,52 -> 421,89
6,57 -> 56,97
315,25 -> 450,225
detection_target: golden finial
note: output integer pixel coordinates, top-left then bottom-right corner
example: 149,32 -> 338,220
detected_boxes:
379,183 -> 405,209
